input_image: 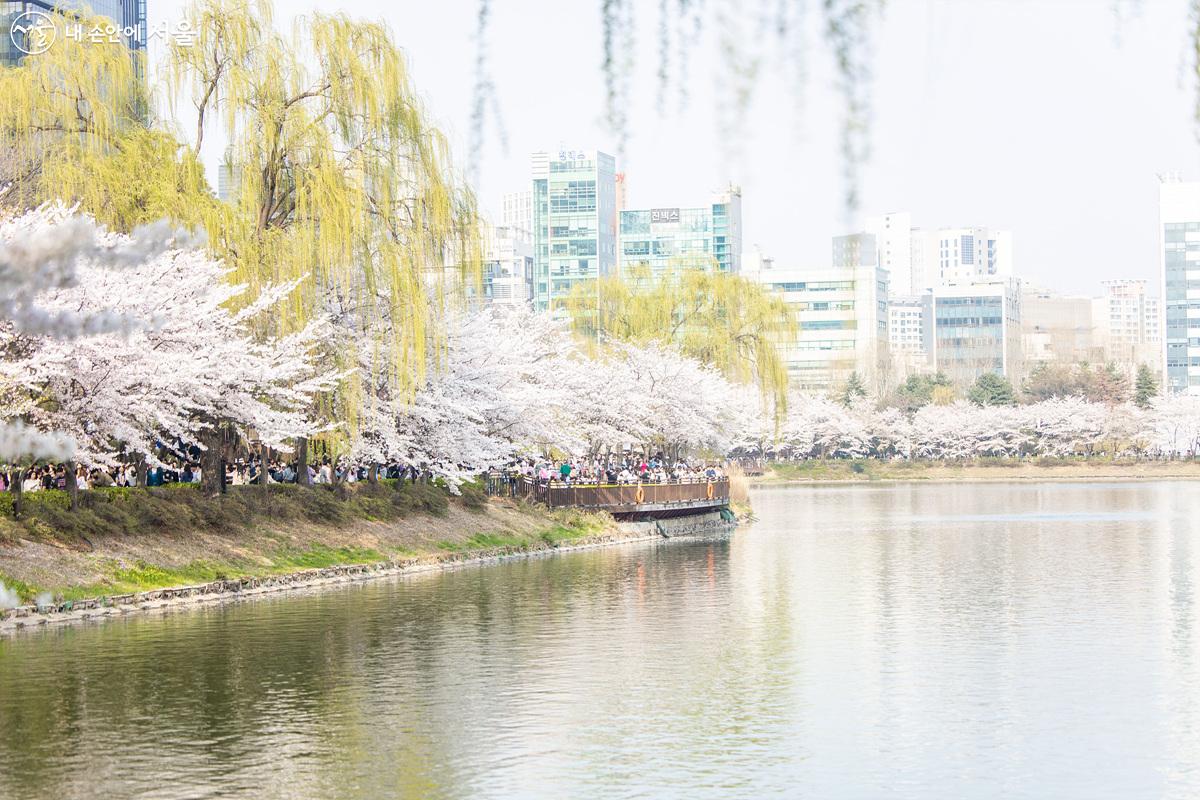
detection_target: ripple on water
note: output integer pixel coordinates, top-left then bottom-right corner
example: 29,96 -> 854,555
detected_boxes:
0,482 -> 1199,799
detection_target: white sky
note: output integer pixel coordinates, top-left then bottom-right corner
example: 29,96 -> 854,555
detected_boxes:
147,0 -> 1200,295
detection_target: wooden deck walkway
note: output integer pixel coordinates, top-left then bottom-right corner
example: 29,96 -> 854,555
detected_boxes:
489,476 -> 731,518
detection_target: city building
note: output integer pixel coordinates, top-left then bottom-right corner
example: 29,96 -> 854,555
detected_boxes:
932,277 -> 1023,386
618,186 -> 743,277
1091,279 -> 1160,376
3,0 -> 147,66
482,224 -> 534,307
1021,286 -> 1098,367
530,148 -> 617,312
1159,177 -> 1200,394
1145,296 -> 1161,353
880,220 -> 1012,292
216,156 -> 240,203
927,227 -> 1012,286
865,212 -> 914,296
887,295 -> 933,376
831,232 -> 876,270
746,237 -> 889,395
502,191 -> 533,233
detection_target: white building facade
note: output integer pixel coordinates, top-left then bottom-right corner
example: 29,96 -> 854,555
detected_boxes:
747,244 -> 889,395
1092,279 -> 1161,376
887,295 -> 933,375
484,225 -> 534,307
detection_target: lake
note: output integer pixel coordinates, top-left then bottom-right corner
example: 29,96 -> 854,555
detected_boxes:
1,481 -> 1198,798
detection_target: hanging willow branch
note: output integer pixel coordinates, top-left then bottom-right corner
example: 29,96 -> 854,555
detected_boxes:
468,0 -> 507,185
606,0 -> 878,215
602,0 -> 636,159
1191,0 -> 1200,138
822,0 -> 878,217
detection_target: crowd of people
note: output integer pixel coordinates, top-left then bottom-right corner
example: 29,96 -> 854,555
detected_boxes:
1,445 -> 727,497
0,453 -> 437,493
498,455 -> 726,487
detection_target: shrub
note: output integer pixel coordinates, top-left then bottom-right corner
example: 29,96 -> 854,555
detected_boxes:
457,480 -> 488,511
392,482 -> 449,517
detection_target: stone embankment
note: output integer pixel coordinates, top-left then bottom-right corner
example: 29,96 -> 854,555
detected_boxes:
0,513 -> 738,634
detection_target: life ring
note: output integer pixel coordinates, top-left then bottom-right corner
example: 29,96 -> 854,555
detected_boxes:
635,484 -> 645,504
706,481 -> 714,500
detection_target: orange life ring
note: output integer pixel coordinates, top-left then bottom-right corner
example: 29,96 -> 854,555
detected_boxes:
706,481 -> 714,500
635,484 -> 645,503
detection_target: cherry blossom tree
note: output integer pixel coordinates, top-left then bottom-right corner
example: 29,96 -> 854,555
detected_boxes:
0,207 -> 339,485
0,203 -> 184,462
1147,394 -> 1200,458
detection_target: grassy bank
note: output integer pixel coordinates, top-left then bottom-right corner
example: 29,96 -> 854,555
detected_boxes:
0,481 -> 614,605
756,457 -> 1200,484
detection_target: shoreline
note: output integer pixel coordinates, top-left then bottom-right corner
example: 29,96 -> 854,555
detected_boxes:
755,474 -> 1200,486
750,460 -> 1200,486
0,517 -> 736,636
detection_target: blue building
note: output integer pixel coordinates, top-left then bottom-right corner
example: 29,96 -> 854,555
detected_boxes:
1159,179 -> 1200,395
932,277 -> 1023,387
3,0 -> 146,66
619,187 -> 742,278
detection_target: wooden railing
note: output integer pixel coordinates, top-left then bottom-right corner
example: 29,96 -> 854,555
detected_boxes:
491,475 -> 730,512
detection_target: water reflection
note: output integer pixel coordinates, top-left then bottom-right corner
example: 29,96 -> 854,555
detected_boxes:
0,481 -> 1198,798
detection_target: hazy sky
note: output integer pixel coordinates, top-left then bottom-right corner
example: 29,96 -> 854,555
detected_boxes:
148,0 -> 1200,295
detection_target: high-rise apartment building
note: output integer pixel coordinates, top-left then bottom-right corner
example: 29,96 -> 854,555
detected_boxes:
1159,178 -> 1200,394
1092,279 -> 1160,375
932,277 -> 1023,386
530,149 -> 617,312
618,187 -> 742,277
3,0 -> 147,66
1144,296 -> 1161,353
887,295 -> 933,375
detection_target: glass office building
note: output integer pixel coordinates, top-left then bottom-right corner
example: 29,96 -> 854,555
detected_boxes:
618,187 -> 742,278
1159,179 -> 1200,395
745,236 -> 889,395
530,149 -> 617,312
3,0 -> 146,66
932,278 -> 1022,386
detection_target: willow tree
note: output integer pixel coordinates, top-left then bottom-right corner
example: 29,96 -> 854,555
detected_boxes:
0,12 -> 214,230
564,265 -> 795,413
170,0 -> 483,460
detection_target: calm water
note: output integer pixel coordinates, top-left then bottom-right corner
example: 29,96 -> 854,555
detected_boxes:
2,481 -> 1199,799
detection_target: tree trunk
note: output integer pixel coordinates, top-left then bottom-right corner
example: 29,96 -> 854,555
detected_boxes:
135,455 -> 148,488
368,463 -> 378,483
11,468 -> 23,519
65,459 -> 79,511
199,428 -> 223,496
257,445 -> 269,485
296,437 -> 312,486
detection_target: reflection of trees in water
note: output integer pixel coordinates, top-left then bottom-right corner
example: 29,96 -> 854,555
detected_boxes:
7,489 -> 1196,797
0,543 -> 740,797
